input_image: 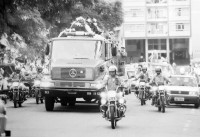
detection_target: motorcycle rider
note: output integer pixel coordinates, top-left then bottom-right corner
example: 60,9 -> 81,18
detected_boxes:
10,66 -> 28,100
34,66 -> 43,79
136,66 -> 150,82
150,66 -> 170,105
101,65 -> 126,117
136,66 -> 151,98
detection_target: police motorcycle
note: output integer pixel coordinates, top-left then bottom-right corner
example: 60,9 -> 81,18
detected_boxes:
32,79 -> 44,104
100,86 -> 126,129
9,78 -> 29,108
151,82 -> 167,113
138,79 -> 151,106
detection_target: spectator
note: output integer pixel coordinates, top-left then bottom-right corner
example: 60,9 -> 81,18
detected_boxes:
138,55 -> 144,62
0,99 -> 7,136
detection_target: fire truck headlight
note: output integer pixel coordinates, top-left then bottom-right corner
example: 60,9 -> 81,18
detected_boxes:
40,82 -> 54,87
90,83 -> 103,89
34,80 -> 41,85
12,82 -> 19,87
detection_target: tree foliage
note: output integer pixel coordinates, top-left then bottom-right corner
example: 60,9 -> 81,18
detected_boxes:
0,0 -> 123,59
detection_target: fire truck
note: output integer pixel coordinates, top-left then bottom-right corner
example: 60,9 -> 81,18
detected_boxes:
41,29 -> 116,111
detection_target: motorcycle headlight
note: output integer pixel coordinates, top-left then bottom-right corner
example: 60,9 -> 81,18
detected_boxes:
19,83 -> 24,87
118,92 -> 123,97
40,81 -> 54,87
101,99 -> 107,105
34,80 -> 41,85
119,98 -> 125,104
100,92 -> 106,98
12,82 -> 19,87
107,91 -> 116,97
158,86 -> 165,91
140,82 -> 146,86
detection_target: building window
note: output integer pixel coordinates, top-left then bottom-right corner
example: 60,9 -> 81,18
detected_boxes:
147,8 -> 167,19
175,7 -> 189,17
148,39 -> 159,50
124,8 -> 144,18
148,39 -> 166,50
147,23 -> 168,35
161,39 -> 166,50
176,23 -> 184,31
146,0 -> 167,4
126,40 -> 135,46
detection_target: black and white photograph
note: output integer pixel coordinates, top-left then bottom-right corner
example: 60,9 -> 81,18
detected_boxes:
0,0 -> 200,137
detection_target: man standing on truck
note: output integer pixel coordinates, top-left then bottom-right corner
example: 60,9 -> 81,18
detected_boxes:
117,46 -> 127,76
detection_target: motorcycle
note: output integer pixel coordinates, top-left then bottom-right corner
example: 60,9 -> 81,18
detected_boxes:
153,82 -> 167,113
10,79 -> 29,108
138,79 -> 152,106
100,87 -> 126,129
32,79 -> 44,104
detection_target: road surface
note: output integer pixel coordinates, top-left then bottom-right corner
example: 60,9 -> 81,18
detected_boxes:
5,93 -> 200,137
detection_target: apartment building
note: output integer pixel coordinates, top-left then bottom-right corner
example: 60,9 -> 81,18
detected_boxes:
122,0 -> 191,65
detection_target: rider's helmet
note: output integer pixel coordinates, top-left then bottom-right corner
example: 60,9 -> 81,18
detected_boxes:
108,65 -> 118,77
155,66 -> 162,75
138,64 -> 142,71
15,66 -> 21,74
37,66 -> 43,73
108,65 -> 117,73
142,66 -> 147,72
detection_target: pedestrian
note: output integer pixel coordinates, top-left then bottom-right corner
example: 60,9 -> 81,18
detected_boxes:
0,99 -> 7,136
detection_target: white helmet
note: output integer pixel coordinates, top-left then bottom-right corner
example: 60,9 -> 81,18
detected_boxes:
108,65 -> 118,72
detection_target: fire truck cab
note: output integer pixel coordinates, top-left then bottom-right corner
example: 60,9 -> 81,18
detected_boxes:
42,30 -> 116,111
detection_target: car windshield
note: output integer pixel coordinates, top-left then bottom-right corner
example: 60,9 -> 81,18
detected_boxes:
52,40 -> 103,60
170,76 -> 197,87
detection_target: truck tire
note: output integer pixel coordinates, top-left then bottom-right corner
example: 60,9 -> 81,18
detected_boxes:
45,96 -> 54,111
68,98 -> 76,106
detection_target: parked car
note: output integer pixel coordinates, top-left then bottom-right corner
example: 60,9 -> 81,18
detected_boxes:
166,75 -> 200,108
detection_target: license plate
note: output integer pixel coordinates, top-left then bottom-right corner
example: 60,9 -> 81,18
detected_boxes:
68,92 -> 77,94
87,92 -> 91,95
174,97 -> 184,101
109,97 -> 116,101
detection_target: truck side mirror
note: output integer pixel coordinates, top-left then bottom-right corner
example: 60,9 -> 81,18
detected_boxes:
45,43 -> 50,55
111,46 -> 117,57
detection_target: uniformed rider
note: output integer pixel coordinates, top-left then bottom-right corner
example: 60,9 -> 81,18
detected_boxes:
136,66 -> 150,83
101,65 -> 125,117
10,66 -> 28,99
34,66 -> 43,80
150,66 -> 170,105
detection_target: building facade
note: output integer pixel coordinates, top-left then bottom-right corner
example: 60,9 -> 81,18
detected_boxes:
122,0 -> 191,65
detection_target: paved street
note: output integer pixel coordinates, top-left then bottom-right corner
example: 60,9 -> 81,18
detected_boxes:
6,93 -> 200,137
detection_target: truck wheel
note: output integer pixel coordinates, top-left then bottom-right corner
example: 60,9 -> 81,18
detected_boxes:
68,98 -> 76,106
194,103 -> 199,108
69,101 -> 75,106
45,96 -> 54,111
18,102 -> 22,107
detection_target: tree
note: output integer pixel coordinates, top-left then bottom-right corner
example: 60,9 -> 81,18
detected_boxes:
0,0 -> 123,58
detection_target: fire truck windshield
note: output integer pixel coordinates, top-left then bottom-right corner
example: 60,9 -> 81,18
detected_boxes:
52,40 -> 103,60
